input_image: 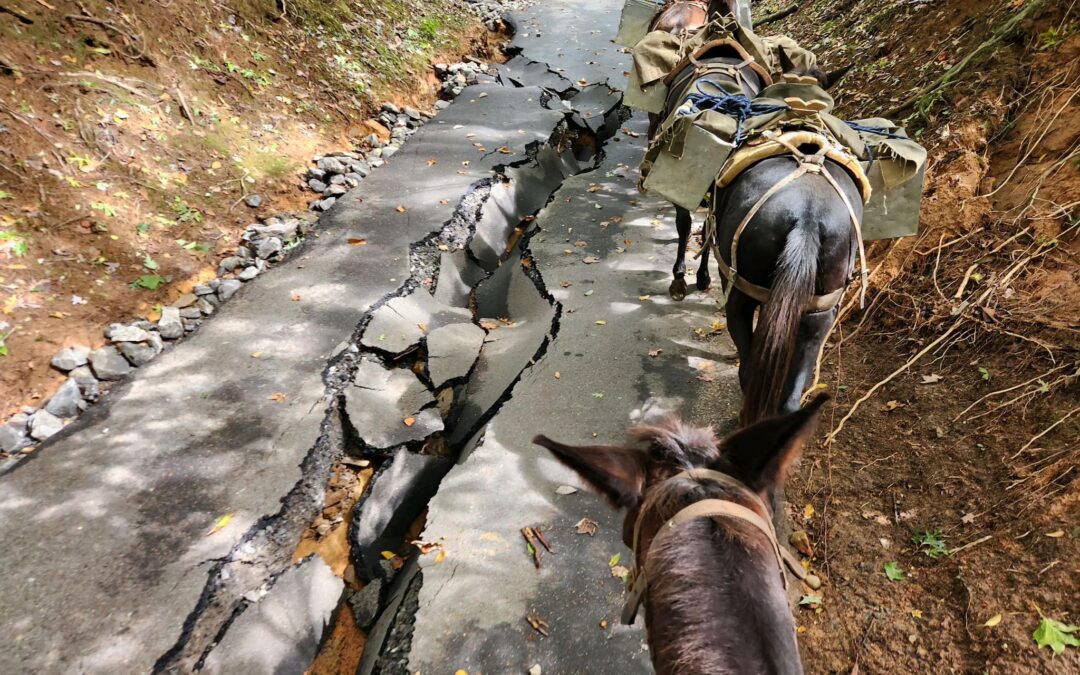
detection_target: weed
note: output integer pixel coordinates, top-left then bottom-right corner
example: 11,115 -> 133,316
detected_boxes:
1039,24 -> 1075,51
171,197 -> 203,224
129,274 -> 166,290
418,17 -> 441,41
912,530 -> 949,558
0,229 -> 29,257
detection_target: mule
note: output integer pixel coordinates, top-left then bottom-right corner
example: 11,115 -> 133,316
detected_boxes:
534,395 -> 827,675
649,0 -> 709,36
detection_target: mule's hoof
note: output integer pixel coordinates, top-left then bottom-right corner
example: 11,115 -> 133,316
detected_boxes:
696,275 -> 712,292
669,277 -> 687,301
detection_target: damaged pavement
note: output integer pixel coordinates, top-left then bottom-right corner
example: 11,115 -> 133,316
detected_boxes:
0,1 -> 740,673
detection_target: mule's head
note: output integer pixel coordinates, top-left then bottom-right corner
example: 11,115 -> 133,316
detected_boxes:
533,395 -> 828,546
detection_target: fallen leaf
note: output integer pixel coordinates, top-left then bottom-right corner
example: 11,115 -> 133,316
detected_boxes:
648,349 -> 662,358
599,620 -> 608,630
529,666 -> 541,675
554,371 -> 561,379
583,256 -> 600,264
251,351 -> 263,358
395,205 -> 407,213
560,281 -> 572,288
575,517 -> 598,536
381,551 -> 397,560
961,513 -> 976,524
403,417 -> 416,427
804,504 -> 815,520
799,594 -> 823,608
417,323 -> 428,333
610,564 -> 629,580
426,159 -> 438,166
291,292 -> 302,301
789,530 -> 814,557
921,374 -> 943,384
347,238 -> 368,246
984,613 -> 1002,627
1045,530 -> 1065,537
269,392 -> 286,402
207,512 -> 234,535
884,561 -> 905,581
595,320 -> 607,326
609,552 -> 621,566
555,485 -> 578,495
497,146 -> 512,154
587,185 -> 601,193
435,549 -> 447,564
1033,616 -> 1078,654
638,295 -> 650,301
439,199 -> 450,205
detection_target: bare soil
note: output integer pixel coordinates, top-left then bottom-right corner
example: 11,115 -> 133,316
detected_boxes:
755,0 -> 1080,671
0,0 -> 500,418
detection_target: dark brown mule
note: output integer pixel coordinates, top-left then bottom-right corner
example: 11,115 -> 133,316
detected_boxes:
649,0 -> 709,35
534,396 -> 827,675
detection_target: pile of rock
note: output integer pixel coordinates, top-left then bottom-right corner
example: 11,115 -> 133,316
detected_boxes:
462,0 -> 525,29
304,103 -> 432,210
434,61 -> 496,98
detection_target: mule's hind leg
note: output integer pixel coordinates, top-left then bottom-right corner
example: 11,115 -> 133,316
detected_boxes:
695,238 -> 712,291
669,206 -> 692,301
779,306 -> 838,415
725,288 -> 757,397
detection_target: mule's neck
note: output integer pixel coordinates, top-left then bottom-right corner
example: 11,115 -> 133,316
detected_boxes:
644,518 -> 803,674
706,0 -> 742,24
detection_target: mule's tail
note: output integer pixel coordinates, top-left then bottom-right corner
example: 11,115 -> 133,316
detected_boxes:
742,224 -> 820,423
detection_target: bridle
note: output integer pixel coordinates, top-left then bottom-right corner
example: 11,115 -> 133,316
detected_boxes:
621,467 -> 816,624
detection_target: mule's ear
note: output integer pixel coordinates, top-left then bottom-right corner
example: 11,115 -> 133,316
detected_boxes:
718,395 -> 828,495
821,64 -> 854,90
533,435 -> 648,509
777,47 -> 797,76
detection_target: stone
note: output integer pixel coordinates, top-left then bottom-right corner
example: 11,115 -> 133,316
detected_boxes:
380,102 -> 401,114
107,324 -> 150,343
344,356 -> 443,450
44,378 -> 83,418
306,167 -> 327,180
179,306 -> 202,320
435,99 -> 451,110
347,578 -> 384,629
426,323 -> 486,388
316,196 -> 337,211
255,237 -> 283,260
360,289 -> 470,354
201,558 -> 342,675
50,345 -> 90,372
196,298 -> 215,316
28,410 -> 64,441
351,160 -> 371,177
90,345 -> 133,380
382,146 -> 398,160
0,422 -> 28,453
403,106 -> 421,120
343,174 -> 362,188
307,178 -> 327,193
244,194 -> 263,208
217,279 -> 242,302
219,256 -> 242,273
158,306 -> 183,339
238,266 -> 260,281
326,184 -> 347,196
316,157 -> 347,174
146,332 -> 164,355
251,220 -> 299,240
119,341 -> 157,367
193,284 -> 215,296
174,293 -> 198,308
351,449 -> 453,580
329,174 -> 346,185
69,366 -> 101,400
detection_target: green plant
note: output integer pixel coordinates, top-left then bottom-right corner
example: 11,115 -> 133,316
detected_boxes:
1034,616 -> 1078,653
0,326 -> 12,356
912,530 -> 949,558
171,197 -> 203,224
0,230 -> 28,257
1039,24 -> 1075,51
91,202 -> 116,217
129,274 -> 166,290
418,16 -> 441,41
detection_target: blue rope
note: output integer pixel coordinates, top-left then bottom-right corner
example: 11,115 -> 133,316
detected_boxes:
845,121 -> 909,140
677,83 -> 788,144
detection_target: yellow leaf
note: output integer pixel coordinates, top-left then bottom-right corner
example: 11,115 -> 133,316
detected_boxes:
912,609 -> 923,619
638,295 -> 650,301
435,549 -> 446,564
554,372 -> 561,379
796,626 -> 807,634
595,320 -> 607,326
803,504 -> 815,520
395,205 -> 407,213
984,613 -> 1002,627
269,392 -> 285,402
381,551 -> 397,560
455,671 -> 468,675
1045,530 -> 1064,538
207,512 -> 234,535
403,417 -> 416,427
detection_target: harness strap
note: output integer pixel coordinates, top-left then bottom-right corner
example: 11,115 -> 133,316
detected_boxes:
623,468 -> 802,625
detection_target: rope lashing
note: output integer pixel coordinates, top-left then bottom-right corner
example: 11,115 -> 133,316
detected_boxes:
677,84 -> 788,145
844,121 -> 909,174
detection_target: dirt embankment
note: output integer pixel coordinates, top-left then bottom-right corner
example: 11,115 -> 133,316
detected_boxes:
756,0 -> 1078,672
0,0 -> 496,417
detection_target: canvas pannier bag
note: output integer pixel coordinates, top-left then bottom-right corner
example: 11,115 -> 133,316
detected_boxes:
616,0 -> 662,48
851,118 -> 927,241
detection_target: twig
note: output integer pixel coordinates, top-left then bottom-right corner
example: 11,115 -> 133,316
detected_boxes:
1011,406 -> 1080,458
949,535 -> 992,556
521,527 -> 542,568
0,5 -> 34,24
953,263 -> 980,299
59,71 -> 159,100
953,364 -> 1070,422
754,2 -> 800,27
888,0 -> 1049,118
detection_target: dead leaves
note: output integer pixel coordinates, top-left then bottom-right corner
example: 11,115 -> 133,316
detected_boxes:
403,416 -> 416,427
574,517 -> 598,536
347,238 -> 368,246
395,205 -> 407,213
426,158 -> 438,167
522,526 -> 554,568
268,392 -> 286,402
555,484 -> 578,495
648,349 -> 663,358
582,255 -> 600,264
920,373 -> 943,384
526,612 -> 551,637
207,512 -> 234,536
